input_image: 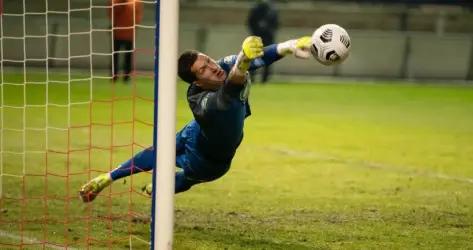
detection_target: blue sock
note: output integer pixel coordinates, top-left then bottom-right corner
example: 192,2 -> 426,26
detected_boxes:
110,147 -> 201,194
110,147 -> 155,180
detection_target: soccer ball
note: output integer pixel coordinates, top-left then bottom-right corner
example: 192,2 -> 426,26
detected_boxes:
311,24 -> 351,66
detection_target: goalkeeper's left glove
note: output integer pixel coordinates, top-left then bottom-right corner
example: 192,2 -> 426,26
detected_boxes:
277,36 -> 312,59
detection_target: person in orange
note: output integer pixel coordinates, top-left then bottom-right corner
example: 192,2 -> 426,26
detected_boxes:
109,0 -> 143,82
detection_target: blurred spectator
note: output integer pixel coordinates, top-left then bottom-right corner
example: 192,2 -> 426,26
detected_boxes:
247,0 -> 279,84
109,0 -> 143,83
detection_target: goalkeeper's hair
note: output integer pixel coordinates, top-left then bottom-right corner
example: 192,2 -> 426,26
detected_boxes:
178,50 -> 199,84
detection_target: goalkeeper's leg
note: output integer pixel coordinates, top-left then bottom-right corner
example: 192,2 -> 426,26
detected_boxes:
142,153 -> 231,196
80,127 -> 189,202
79,147 -> 155,202
142,171 -> 200,196
110,147 -> 155,180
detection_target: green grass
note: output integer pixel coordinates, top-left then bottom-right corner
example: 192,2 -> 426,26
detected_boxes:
1,74 -> 473,249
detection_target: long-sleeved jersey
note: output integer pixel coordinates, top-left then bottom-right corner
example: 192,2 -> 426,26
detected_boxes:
185,44 -> 283,165
109,45 -> 285,189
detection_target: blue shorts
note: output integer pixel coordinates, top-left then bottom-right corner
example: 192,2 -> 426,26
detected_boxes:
175,120 -> 231,183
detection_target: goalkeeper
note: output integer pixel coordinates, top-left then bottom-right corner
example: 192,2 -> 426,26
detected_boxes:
79,35 -> 311,202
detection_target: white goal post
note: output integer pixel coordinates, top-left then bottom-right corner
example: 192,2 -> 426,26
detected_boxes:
152,0 -> 179,249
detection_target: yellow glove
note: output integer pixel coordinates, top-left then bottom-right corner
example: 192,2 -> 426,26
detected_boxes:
294,36 -> 311,59
242,36 -> 264,59
237,36 -> 264,72
277,36 -> 312,59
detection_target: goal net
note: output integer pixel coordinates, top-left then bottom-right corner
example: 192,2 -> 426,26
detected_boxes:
0,0 -> 160,248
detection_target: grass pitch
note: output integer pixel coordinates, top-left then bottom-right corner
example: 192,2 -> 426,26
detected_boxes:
1,75 -> 472,249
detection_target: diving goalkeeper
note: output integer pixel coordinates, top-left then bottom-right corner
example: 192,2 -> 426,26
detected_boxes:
79,35 -> 311,202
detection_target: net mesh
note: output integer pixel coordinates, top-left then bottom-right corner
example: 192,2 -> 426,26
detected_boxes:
0,0 -> 156,248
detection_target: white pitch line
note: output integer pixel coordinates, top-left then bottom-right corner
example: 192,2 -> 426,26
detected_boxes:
0,230 -> 78,250
129,235 -> 151,250
263,145 -> 473,185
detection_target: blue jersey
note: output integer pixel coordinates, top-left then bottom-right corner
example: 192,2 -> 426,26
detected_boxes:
184,44 -> 283,165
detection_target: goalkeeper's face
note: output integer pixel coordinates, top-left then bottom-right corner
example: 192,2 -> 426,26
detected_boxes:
192,53 -> 227,90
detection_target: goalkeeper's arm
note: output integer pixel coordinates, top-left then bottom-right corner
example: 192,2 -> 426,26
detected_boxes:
243,36 -> 312,72
226,36 -> 264,85
276,36 -> 312,59
219,36 -> 312,81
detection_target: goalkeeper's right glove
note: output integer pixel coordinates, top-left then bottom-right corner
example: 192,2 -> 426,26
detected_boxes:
235,36 -> 264,73
277,36 -> 312,59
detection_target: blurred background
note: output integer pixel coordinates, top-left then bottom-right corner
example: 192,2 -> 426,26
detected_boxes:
1,0 -> 473,81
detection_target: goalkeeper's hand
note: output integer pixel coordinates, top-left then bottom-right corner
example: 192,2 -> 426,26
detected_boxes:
242,36 -> 264,59
236,36 -> 264,72
277,36 -> 312,59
